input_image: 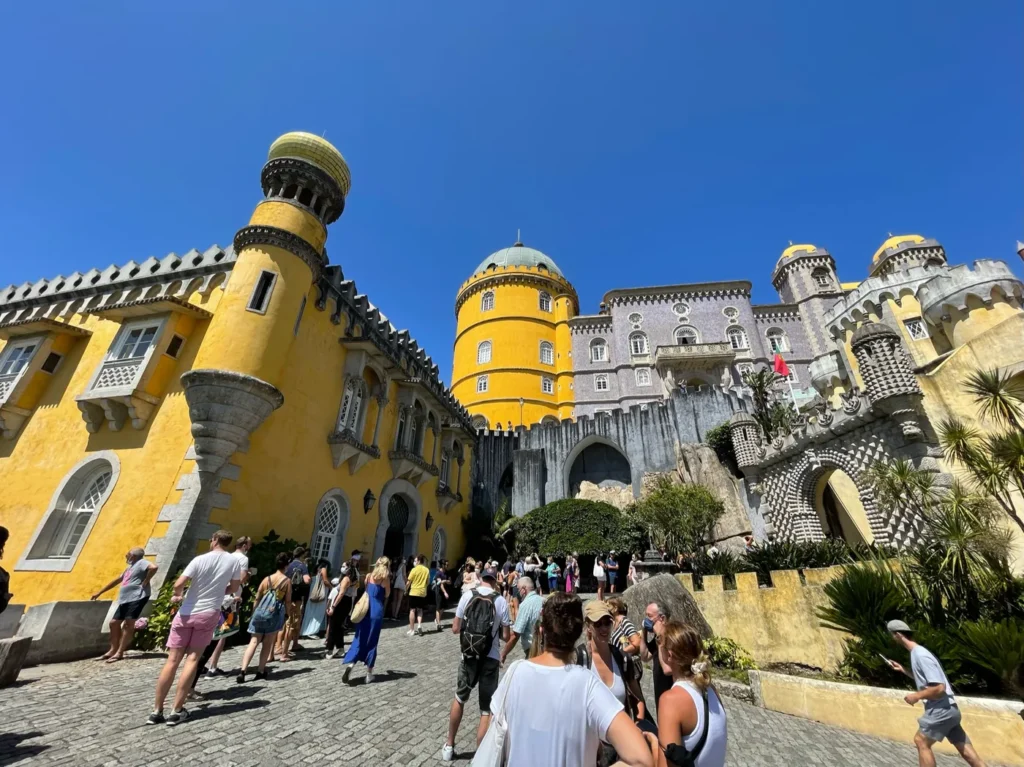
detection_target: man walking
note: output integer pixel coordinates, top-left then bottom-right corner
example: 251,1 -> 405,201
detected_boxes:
499,576 -> 542,663
205,535 -> 252,676
406,554 -> 430,636
147,530 -> 239,726
885,620 -> 987,767
640,601 -> 672,714
442,567 -> 510,761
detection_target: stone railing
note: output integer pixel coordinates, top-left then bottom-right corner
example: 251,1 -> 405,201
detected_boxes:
654,342 -> 734,366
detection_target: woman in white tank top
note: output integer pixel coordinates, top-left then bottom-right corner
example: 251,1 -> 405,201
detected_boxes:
654,622 -> 727,767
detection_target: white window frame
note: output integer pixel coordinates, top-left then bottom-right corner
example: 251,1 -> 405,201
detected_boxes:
480,291 -> 495,312
542,376 -> 554,394
629,332 -> 648,356
439,452 -> 451,489
477,340 -> 492,365
539,291 -> 552,312
674,326 -> 700,346
0,338 -> 40,378
766,328 -> 789,354
17,451 -> 120,572
112,319 -> 163,362
595,374 -> 609,392
310,490 -> 351,573
727,327 -> 749,350
540,341 -> 554,365
476,375 -> 489,393
635,368 -> 652,387
87,316 -> 168,393
590,339 -> 607,362
246,270 -> 278,315
904,317 -> 928,341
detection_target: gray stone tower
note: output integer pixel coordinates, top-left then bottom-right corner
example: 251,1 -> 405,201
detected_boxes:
849,322 -> 924,439
770,245 -> 843,359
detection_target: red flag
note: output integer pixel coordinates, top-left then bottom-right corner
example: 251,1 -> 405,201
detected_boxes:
773,354 -> 790,377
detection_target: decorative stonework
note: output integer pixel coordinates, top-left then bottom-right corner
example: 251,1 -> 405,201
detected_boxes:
233,225 -> 325,281
180,369 -> 284,476
75,390 -> 160,433
388,448 -> 439,487
918,260 -> 1024,324
435,485 -> 462,511
328,428 -> 380,474
261,157 -> 345,223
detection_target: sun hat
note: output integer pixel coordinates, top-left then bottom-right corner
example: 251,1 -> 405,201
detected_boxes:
584,600 -> 614,623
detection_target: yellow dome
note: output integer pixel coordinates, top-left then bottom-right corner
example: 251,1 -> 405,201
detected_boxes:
775,243 -> 817,268
873,234 -> 925,263
268,132 -> 351,197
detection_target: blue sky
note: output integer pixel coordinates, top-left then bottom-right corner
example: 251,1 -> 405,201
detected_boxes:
2,2 -> 1021,383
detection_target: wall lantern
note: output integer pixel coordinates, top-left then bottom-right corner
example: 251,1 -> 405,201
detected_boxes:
425,512 -> 434,531
363,489 -> 376,515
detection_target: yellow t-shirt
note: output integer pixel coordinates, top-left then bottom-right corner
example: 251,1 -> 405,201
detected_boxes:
407,565 -> 430,597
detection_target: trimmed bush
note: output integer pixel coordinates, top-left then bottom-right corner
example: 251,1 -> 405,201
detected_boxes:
509,498 -> 646,558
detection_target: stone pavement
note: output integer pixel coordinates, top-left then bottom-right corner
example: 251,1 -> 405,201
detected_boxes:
1,614 -> 972,766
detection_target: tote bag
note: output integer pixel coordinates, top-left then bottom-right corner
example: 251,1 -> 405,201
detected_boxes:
349,590 -> 370,624
309,574 -> 327,603
471,660 -> 524,767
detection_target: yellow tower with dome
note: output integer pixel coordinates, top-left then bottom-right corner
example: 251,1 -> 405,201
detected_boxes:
451,242 -> 578,428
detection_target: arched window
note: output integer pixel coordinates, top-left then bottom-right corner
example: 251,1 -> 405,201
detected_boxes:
394,407 -> 407,450
766,328 -> 789,354
595,374 -> 610,391
21,455 -> 118,568
635,368 -> 652,386
539,341 -> 554,365
337,378 -> 364,433
432,526 -> 448,562
812,268 -> 832,288
439,450 -> 451,489
727,327 -> 749,350
590,338 -> 607,362
539,291 -> 552,312
477,340 -> 492,365
480,291 -> 495,312
629,332 -> 648,356
476,375 -> 489,393
541,416 -> 559,427
311,495 -> 348,568
471,414 -> 488,431
541,376 -> 554,394
674,326 -> 699,346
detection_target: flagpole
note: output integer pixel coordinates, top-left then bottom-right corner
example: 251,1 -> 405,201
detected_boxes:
785,376 -> 797,407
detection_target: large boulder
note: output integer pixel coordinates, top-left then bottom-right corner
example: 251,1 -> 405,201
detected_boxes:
621,573 -> 712,639
574,480 -> 635,510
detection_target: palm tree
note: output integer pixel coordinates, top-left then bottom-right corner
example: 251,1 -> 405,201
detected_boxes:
963,368 -> 1024,431
864,458 -> 938,523
742,367 -> 792,440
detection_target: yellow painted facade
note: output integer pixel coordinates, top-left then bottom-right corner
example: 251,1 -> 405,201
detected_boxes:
0,132 -> 474,608
452,251 -> 579,427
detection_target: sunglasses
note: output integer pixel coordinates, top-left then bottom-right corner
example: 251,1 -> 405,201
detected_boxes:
593,617 -> 613,628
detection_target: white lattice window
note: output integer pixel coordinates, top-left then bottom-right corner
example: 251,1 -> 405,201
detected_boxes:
635,368 -> 651,386
674,326 -> 699,345
311,498 -> 342,564
338,378 -> 364,432
766,328 -> 788,354
595,374 -> 609,391
629,333 -> 648,356
0,340 -> 38,377
904,318 -> 928,340
542,376 -> 554,394
727,327 -> 748,350
539,291 -> 552,312
540,341 -> 554,365
477,340 -> 492,365
477,375 -> 489,393
92,318 -> 165,391
480,291 -> 495,312
432,527 -> 447,562
590,339 -> 607,362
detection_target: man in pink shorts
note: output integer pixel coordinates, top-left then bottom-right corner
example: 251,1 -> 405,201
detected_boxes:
147,529 -> 240,726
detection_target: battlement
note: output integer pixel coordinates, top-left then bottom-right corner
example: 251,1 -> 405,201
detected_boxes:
918,259 -> 1024,324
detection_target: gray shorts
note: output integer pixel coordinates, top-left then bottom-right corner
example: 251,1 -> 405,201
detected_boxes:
918,705 -> 971,746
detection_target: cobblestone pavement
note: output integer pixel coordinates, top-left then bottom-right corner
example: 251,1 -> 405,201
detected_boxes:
1,613 -> 972,766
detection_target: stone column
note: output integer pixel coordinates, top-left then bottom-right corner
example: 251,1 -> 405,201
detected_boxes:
371,394 -> 387,447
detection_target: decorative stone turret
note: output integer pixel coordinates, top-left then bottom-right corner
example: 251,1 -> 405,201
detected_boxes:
728,411 -> 761,469
849,322 -> 923,439
917,259 -> 1024,348
181,369 -> 284,475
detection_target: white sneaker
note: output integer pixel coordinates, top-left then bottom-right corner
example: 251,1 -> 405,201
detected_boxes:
441,744 -> 454,761
406,629 -> 415,636
365,670 -> 374,683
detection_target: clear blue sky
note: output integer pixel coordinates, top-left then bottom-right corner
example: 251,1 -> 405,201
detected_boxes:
2,2 -> 1021,384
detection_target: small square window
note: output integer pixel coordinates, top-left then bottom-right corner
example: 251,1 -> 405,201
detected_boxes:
477,375 -> 489,393
247,271 -> 278,314
904,318 -> 928,341
542,377 -> 554,394
41,352 -> 62,374
165,335 -> 185,359
595,374 -> 609,392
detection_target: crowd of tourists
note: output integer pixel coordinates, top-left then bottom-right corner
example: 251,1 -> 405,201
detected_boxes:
15,524 -> 981,767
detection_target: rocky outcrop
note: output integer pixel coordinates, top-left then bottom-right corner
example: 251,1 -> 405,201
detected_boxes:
621,574 -> 712,639
575,480 -> 635,510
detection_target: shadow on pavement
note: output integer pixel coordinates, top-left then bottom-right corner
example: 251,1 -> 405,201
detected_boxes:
191,698 -> 271,721
199,685 -> 259,701
348,669 -> 417,686
0,731 -> 49,762
265,667 -> 313,681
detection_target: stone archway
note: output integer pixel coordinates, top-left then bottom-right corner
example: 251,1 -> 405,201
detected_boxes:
373,478 -> 422,560
562,435 -> 631,499
813,470 -> 874,545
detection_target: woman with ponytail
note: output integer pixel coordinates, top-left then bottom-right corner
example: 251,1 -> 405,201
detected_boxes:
655,622 -> 727,767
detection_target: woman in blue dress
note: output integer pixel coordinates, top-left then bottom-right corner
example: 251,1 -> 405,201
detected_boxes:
341,556 -> 391,684
299,558 -> 330,638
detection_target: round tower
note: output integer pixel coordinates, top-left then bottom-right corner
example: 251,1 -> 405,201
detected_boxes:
451,242 -> 578,428
184,132 -> 350,474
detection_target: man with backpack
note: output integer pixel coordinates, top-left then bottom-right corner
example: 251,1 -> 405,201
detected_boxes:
275,547 -> 310,660
442,567 -> 510,762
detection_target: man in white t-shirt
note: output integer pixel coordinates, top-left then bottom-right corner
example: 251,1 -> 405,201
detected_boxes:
147,530 -> 240,727
204,535 -> 253,677
442,568 -> 510,762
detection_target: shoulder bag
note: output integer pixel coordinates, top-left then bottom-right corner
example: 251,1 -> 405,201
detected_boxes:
471,659 -> 524,767
309,572 -> 327,603
349,586 -> 371,624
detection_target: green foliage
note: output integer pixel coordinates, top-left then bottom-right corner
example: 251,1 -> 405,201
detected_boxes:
818,562 -> 912,638
704,423 -> 737,472
629,477 -> 724,555
705,636 -> 757,671
956,619 -> 1024,699
492,497 -> 512,532
133,575 -> 180,651
509,499 -> 645,558
464,509 -> 506,562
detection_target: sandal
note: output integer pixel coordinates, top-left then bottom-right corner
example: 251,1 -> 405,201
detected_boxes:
105,655 -> 123,664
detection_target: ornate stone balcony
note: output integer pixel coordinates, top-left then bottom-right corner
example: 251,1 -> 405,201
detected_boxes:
388,448 -> 439,487
328,428 -> 380,474
809,351 -> 848,394
435,484 -> 462,511
654,342 -> 735,370
75,356 -> 159,433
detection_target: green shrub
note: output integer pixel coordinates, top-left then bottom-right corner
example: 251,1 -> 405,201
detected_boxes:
704,423 -> 737,473
956,619 -> 1024,699
133,575 -> 180,651
705,636 -> 757,671
630,477 -> 724,555
509,499 -> 645,558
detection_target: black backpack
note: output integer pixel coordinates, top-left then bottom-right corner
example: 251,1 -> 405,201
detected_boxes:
460,588 -> 497,659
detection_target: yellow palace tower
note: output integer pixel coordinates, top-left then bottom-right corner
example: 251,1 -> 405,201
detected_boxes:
452,242 -> 578,428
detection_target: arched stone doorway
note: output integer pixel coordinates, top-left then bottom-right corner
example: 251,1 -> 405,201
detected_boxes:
563,436 -> 631,498
310,490 -> 352,572
813,470 -> 874,545
373,479 -> 422,561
